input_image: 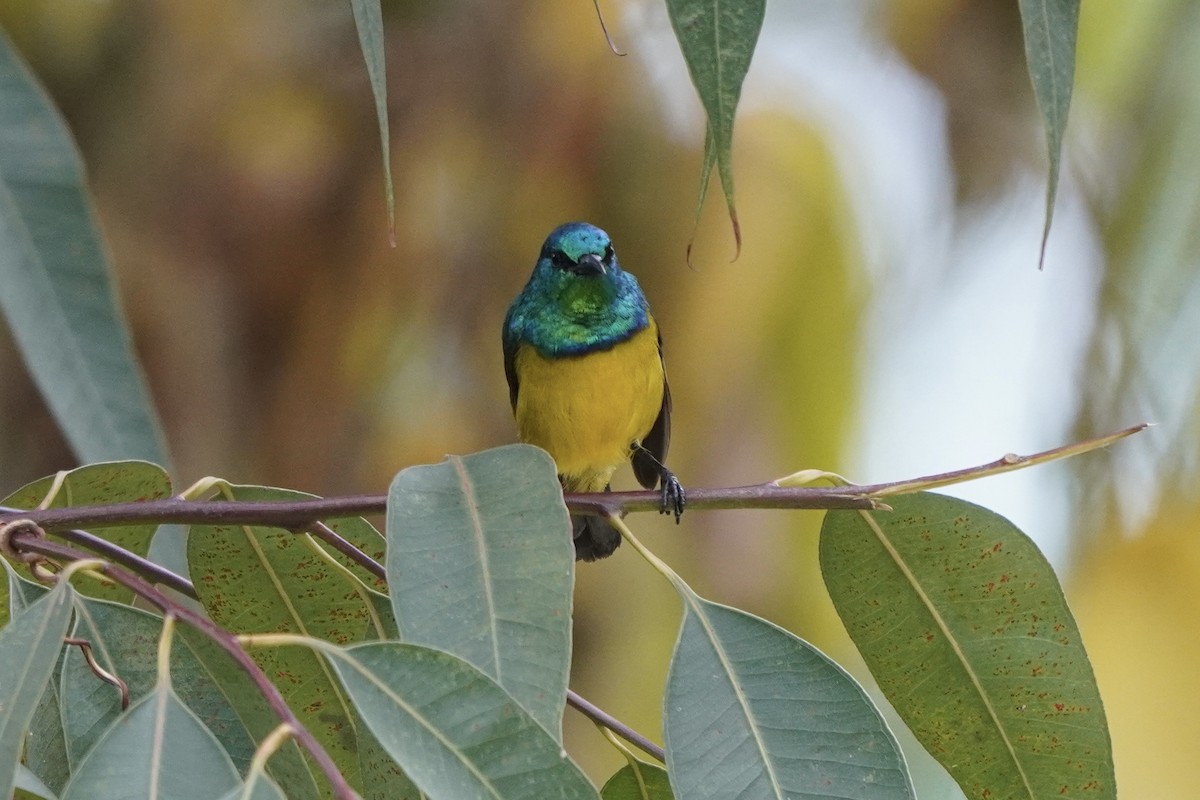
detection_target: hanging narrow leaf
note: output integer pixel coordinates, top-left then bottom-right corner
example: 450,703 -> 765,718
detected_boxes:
349,0 -> 396,243
1018,0 -> 1080,267
666,0 -> 766,258
820,492 -> 1115,800
0,32 -> 169,466
387,444 -> 574,741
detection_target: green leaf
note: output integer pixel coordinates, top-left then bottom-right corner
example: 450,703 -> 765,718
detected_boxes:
222,484 -> 387,590
217,784 -> 284,800
820,493 -> 1115,800
0,32 -> 168,466
5,557 -> 50,615
0,579 -> 75,800
2,461 -> 172,602
176,625 -> 321,800
386,444 -> 574,740
60,680 -> 241,800
4,565 -> 71,795
0,564 -> 8,630
664,596 -> 913,800
666,0 -> 765,256
1018,0 -> 1080,265
350,0 -> 395,241
25,659 -> 71,794
330,641 -> 597,800
189,483 -> 382,792
217,773 -> 287,800
600,762 -> 674,800
61,597 -> 269,777
364,587 -> 400,641
14,763 -> 58,799
356,720 -> 424,800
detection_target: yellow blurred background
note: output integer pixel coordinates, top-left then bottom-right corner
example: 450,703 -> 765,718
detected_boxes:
1,1 -> 1197,796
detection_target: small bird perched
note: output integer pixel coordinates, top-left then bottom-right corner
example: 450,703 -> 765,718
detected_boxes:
503,222 -> 684,560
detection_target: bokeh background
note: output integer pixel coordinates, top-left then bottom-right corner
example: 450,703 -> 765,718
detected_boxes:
1,1 -> 1197,796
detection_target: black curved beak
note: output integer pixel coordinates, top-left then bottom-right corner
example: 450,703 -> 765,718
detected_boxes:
572,253 -> 607,276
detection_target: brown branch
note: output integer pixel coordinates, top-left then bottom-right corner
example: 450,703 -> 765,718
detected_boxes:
0,496 -> 387,533
0,484 -> 878,534
0,425 -> 1147,536
565,484 -> 880,517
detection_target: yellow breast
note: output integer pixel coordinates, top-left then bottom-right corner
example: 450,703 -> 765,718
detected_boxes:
513,319 -> 664,492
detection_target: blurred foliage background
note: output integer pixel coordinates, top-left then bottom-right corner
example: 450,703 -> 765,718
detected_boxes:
1,1 -> 1197,796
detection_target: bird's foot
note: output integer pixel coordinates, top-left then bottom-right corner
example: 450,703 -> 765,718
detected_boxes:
659,470 -> 685,524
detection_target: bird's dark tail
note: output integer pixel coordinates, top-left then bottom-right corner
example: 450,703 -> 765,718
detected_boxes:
573,515 -> 621,561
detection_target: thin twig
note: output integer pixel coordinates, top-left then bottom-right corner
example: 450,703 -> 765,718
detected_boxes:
303,521 -> 386,582
55,525 -> 198,598
566,484 -> 880,517
8,534 -> 359,800
851,422 -> 1149,497
566,689 -> 664,762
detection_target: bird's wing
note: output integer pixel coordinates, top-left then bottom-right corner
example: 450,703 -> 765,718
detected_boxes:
632,330 -> 671,490
502,309 -> 521,411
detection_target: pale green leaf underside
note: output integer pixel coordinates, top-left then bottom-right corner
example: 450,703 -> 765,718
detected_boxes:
664,596 -> 913,800
332,642 -> 597,800
60,682 -> 240,800
62,596 -> 319,799
387,444 -> 573,741
14,763 -> 58,799
0,581 -> 74,800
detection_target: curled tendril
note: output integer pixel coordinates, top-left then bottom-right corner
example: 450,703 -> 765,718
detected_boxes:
0,518 -> 46,564
66,638 -> 130,709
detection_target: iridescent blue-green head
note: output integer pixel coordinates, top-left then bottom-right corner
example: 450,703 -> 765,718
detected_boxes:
505,222 -> 650,356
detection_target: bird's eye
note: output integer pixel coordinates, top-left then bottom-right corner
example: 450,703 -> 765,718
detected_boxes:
550,251 -> 572,269
603,245 -> 614,263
